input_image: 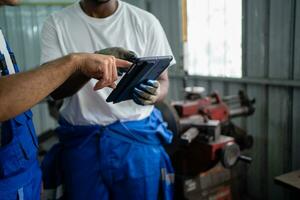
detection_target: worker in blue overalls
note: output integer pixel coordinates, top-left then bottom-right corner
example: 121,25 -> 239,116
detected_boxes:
0,1 -> 132,199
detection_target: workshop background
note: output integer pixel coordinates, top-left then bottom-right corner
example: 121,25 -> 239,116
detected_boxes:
0,0 -> 299,199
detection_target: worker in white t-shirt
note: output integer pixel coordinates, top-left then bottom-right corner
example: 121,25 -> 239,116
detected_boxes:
40,0 -> 176,199
0,0 -> 132,199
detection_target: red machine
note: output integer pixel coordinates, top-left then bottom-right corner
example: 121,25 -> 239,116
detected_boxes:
156,88 -> 255,199
173,92 -> 230,122
157,88 -> 255,176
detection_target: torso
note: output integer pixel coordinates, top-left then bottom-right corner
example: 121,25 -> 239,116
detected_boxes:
41,1 -> 175,126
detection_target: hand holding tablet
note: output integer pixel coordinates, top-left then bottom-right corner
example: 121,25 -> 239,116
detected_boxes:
106,56 -> 173,104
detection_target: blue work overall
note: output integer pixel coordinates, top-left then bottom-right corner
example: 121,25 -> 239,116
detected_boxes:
0,38 -> 41,200
42,109 -> 174,200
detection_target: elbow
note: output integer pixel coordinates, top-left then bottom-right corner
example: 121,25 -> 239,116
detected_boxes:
0,92 -> 9,122
0,107 -> 10,122
0,113 -> 5,122
0,96 -> 13,122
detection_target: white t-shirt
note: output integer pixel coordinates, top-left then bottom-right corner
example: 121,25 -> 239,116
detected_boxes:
40,1 -> 175,126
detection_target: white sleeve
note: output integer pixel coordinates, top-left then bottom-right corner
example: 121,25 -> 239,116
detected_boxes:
144,17 -> 176,66
40,17 -> 64,64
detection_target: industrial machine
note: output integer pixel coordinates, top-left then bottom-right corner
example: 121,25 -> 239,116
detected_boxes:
156,87 -> 255,199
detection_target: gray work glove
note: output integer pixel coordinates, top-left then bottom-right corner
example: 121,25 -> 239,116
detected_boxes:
133,80 -> 161,106
95,47 -> 137,61
96,47 -> 137,75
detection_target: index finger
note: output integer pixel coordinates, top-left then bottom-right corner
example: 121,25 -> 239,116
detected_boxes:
115,58 -> 132,68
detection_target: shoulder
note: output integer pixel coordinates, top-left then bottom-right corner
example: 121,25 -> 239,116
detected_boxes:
122,2 -> 161,29
43,3 -> 79,28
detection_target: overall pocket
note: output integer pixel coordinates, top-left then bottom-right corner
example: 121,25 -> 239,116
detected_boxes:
0,111 -> 39,178
14,125 -> 39,169
14,110 -> 39,149
0,136 -> 23,178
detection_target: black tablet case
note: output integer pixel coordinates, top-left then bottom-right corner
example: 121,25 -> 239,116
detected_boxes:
106,56 -> 173,104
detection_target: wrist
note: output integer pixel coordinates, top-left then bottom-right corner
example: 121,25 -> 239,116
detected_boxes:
68,53 -> 82,73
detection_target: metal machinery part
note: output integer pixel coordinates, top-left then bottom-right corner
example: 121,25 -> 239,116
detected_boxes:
220,142 -> 241,168
221,121 -> 254,150
184,87 -> 206,100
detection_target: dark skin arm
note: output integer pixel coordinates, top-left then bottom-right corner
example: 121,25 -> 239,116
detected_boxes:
50,71 -> 89,100
157,71 -> 169,102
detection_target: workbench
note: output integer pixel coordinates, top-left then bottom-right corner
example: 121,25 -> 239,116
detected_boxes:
274,170 -> 300,192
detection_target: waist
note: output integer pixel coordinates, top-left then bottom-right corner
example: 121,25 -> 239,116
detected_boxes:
56,108 -> 173,147
60,112 -> 153,126
60,96 -> 154,126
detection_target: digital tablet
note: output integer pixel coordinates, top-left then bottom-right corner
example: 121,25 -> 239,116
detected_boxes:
106,55 -> 173,104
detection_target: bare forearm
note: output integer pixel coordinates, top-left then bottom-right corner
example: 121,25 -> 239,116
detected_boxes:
0,55 -> 77,121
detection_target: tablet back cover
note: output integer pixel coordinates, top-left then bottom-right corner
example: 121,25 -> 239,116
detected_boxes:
106,56 -> 173,104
